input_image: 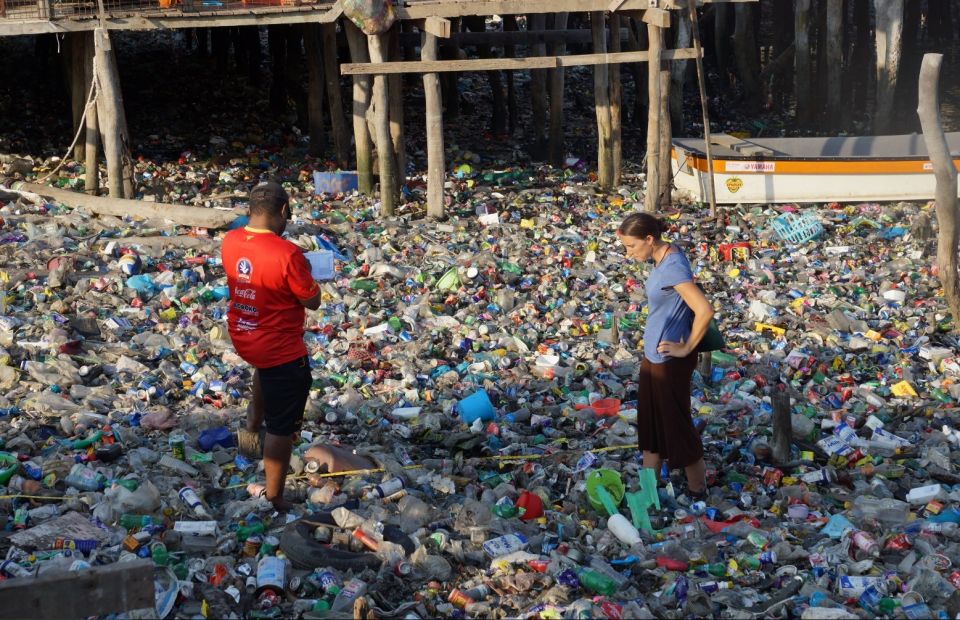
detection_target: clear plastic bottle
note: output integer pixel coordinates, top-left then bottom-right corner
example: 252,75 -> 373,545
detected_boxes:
330,578 -> 367,612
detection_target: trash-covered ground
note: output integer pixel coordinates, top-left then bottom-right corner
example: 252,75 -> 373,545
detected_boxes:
2,29 -> 960,620
1,170 -> 960,619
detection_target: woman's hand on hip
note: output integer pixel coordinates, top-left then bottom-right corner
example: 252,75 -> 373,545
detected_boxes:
657,339 -> 691,359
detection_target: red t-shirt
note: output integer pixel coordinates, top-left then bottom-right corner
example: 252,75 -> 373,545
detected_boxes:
221,227 -> 320,369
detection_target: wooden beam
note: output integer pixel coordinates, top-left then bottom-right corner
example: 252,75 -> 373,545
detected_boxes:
422,30 -> 445,218
0,560 -> 153,619
342,47 -> 700,75
387,25 -> 406,190
19,182 -> 246,228
0,4 -> 343,36
423,16 -> 451,38
93,28 -> 127,199
396,0 -> 756,20
400,27 -> 631,48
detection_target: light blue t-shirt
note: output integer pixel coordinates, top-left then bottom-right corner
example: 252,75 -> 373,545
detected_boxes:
643,245 -> 694,363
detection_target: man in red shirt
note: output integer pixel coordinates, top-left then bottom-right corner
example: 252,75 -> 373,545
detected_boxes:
222,181 -> 320,510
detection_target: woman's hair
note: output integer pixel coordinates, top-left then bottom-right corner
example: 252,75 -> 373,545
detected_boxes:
618,212 -> 666,239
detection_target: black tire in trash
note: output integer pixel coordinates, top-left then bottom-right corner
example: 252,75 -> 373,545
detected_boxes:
279,511 -> 416,571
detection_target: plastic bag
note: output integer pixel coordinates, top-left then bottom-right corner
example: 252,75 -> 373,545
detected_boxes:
343,0 -> 396,35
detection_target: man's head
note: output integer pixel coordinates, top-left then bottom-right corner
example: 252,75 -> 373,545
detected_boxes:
248,181 -> 291,234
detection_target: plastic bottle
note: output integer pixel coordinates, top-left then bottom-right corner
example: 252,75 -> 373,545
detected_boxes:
178,487 -> 211,518
576,568 -> 617,596
482,533 -> 528,558
119,514 -> 154,529
364,478 -> 404,500
607,514 -> 642,546
330,578 -> 367,613
64,464 -> 106,491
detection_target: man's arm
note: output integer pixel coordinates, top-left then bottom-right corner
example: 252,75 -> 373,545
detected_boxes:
299,290 -> 321,311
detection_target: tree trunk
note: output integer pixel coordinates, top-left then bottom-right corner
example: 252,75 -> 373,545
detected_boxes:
592,12 -> 613,191
918,53 -> 960,331
733,4 -> 761,112
422,31 -> 445,219
344,21 -> 374,195
548,12 -> 569,168
530,14 -> 548,160
368,33 -> 398,215
670,10 -> 691,134
322,23 -> 351,168
794,0 -> 813,128
644,23 -> 663,213
825,0 -> 844,131
304,25 -> 327,157
874,0 -> 904,133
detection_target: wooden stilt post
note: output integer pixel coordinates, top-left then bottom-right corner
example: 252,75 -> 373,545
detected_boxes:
658,67 -> 672,208
687,1 -> 717,217
368,33 -> 398,215
93,28 -> 132,200
304,24 -> 327,157
609,12 -> 622,186
344,20 -> 374,195
503,15 -> 519,135
644,21 -> 663,212
529,14 -> 548,160
388,25 -> 406,190
422,30 -> 445,218
69,33 -> 87,162
592,12 -> 613,191
322,22 -> 350,168
83,31 -> 99,195
698,353 -> 712,385
771,388 -> 792,465
547,12 -> 568,168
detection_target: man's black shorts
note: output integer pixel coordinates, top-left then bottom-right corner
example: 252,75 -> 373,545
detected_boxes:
258,355 -> 312,436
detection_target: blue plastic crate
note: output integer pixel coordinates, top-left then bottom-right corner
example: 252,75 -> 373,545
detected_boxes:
771,212 -> 824,244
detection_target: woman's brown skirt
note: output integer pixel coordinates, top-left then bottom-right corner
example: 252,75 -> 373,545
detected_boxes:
636,354 -> 703,468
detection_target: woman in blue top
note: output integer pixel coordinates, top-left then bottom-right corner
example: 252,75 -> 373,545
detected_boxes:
617,212 -> 714,498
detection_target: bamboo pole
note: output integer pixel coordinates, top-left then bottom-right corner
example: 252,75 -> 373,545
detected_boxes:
344,20 -> 374,194
687,1 -> 716,216
422,30 -> 445,218
644,22 -> 662,212
368,32 -> 398,215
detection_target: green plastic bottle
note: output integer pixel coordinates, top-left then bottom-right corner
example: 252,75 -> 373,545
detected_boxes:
349,279 -> 377,292
119,514 -> 153,529
576,568 -> 617,596
236,521 -> 265,542
151,542 -> 169,566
